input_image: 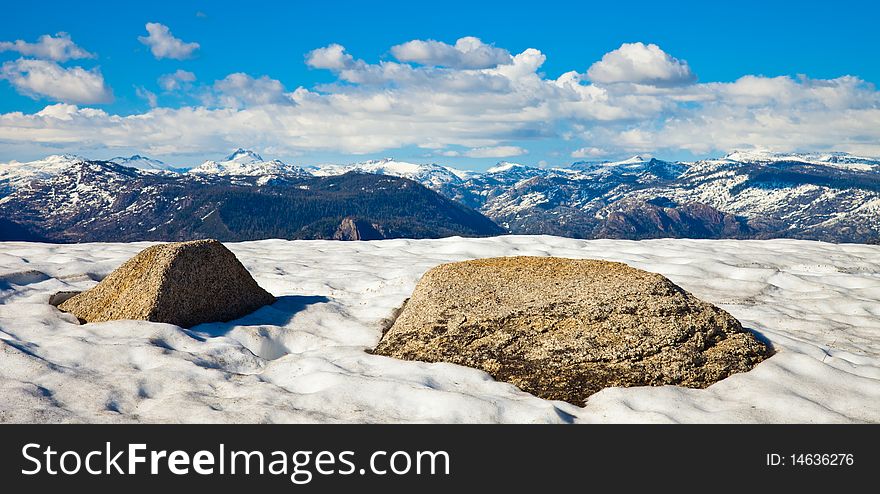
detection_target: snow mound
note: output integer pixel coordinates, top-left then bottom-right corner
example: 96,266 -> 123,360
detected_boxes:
0,236 -> 878,423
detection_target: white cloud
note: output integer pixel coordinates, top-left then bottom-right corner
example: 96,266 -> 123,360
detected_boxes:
305,44 -> 354,70
0,32 -> 94,62
209,73 -> 290,108
391,37 -> 511,69
587,42 -> 695,86
464,146 -> 527,158
135,86 -> 158,107
571,147 -> 607,159
158,69 -> 196,91
593,75 -> 880,156
0,59 -> 112,104
2,39 -> 880,160
138,23 -> 199,60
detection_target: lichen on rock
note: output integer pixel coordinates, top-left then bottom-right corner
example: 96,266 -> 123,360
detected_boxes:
58,239 -> 275,328
374,256 -> 771,406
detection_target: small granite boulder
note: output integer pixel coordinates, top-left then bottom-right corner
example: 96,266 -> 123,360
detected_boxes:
374,256 -> 771,406
58,239 -> 275,328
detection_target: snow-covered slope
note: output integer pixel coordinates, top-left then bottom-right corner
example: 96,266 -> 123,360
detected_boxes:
569,155 -> 687,179
1,236 -> 878,423
0,162 -> 501,242
189,149 -> 310,184
0,154 -> 86,194
0,154 -> 179,199
312,157 -> 465,189
721,150 -> 880,171
108,155 -> 178,172
311,158 -> 476,205
416,152 -> 880,242
641,156 -> 880,240
570,155 -> 649,170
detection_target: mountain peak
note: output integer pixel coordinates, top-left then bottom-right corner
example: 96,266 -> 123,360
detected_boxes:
224,148 -> 263,162
107,154 -> 174,172
723,149 -> 776,162
486,162 -> 526,174
190,151 -> 309,179
46,154 -> 87,163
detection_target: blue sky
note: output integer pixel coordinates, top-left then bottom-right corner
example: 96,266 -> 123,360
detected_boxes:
2,0 -> 879,169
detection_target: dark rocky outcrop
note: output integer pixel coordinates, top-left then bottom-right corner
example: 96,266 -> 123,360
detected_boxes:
333,217 -> 385,240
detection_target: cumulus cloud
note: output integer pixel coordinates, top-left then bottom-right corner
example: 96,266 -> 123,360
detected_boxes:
587,42 -> 695,86
158,69 -> 196,91
0,32 -> 94,62
391,36 -> 511,69
590,75 -> 880,156
305,44 -> 354,70
1,38 -> 880,159
138,23 -> 199,60
0,59 -> 112,104
208,73 -> 290,108
306,42 -> 516,93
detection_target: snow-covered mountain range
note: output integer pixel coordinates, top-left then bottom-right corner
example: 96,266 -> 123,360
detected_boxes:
0,154 -> 501,242
189,149 -> 310,184
2,149 -> 879,243
300,152 -> 879,242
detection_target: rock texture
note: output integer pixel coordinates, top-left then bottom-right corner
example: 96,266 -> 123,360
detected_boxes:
333,217 -> 385,240
374,256 -> 770,405
58,239 -> 274,328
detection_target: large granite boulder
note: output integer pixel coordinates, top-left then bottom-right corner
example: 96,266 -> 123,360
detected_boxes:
58,239 -> 274,328
374,256 -> 771,405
